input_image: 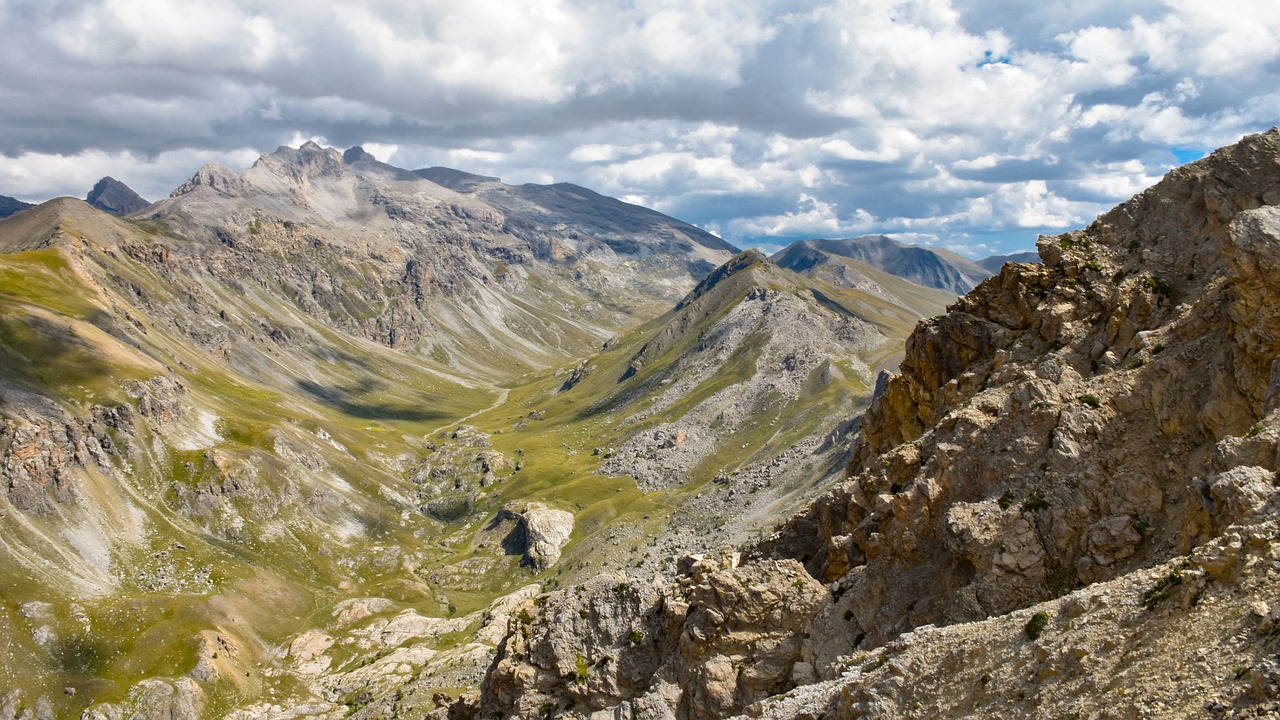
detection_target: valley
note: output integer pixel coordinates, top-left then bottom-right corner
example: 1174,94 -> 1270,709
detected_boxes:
0,145 -> 963,718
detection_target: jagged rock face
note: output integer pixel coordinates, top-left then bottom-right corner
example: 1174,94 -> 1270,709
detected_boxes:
86,177 -> 150,217
761,128 -> 1280,647
454,554 -> 827,720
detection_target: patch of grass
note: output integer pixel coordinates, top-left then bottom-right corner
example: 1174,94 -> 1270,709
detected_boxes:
1078,394 -> 1102,408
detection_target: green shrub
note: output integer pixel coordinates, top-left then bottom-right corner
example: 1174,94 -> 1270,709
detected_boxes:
628,629 -> 645,644
997,491 -> 1013,510
1021,490 -> 1049,513
1024,611 -> 1049,641
1078,394 -> 1102,408
1143,560 -> 1188,610
1143,275 -> 1171,297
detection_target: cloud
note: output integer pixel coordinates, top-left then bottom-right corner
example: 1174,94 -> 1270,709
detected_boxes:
0,0 -> 1276,255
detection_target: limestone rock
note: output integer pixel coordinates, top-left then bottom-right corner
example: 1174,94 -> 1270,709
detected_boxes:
453,554 -> 828,720
514,502 -> 575,570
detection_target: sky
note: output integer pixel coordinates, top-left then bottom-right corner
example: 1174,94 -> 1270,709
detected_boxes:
1,1 -> 1277,257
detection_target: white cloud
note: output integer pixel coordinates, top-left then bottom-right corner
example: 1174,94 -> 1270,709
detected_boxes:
0,147 -> 261,202
0,0 -> 1276,255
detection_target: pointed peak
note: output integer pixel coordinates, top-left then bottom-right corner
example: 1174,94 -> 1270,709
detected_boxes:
343,146 -> 377,164
171,163 -> 244,198
675,249 -> 777,310
86,176 -> 150,216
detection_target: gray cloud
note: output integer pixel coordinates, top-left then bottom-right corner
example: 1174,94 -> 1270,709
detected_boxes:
0,0 -> 1276,255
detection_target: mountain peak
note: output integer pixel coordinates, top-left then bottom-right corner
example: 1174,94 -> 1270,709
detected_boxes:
675,248 -> 773,310
0,194 -> 34,219
342,145 -> 377,164
86,176 -> 149,216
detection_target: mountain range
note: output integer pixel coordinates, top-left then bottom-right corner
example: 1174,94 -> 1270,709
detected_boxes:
11,123 -> 1258,719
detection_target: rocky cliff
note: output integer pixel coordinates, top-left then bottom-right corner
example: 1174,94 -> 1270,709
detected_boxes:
456,129 -> 1280,719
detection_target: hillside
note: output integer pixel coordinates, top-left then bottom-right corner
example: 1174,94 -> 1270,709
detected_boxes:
454,129 -> 1280,719
773,236 -> 992,295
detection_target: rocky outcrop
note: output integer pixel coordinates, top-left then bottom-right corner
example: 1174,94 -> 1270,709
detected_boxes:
0,399 -> 134,516
516,503 -> 575,570
453,553 -> 827,720
762,128 -> 1280,647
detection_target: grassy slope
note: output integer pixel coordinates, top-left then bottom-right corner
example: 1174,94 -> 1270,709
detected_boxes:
0,216 -> 502,714
0,207 -> 941,715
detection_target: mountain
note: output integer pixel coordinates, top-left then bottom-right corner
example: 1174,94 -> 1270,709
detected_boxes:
773,236 -> 992,294
977,249 -> 1039,273
0,194 -> 33,218
770,239 -> 959,318
455,129 -> 1280,719
86,176 -> 150,216
412,166 -> 737,275
134,141 -> 737,378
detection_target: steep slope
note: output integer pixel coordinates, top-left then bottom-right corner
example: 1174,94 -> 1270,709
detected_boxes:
414,167 -> 736,275
0,198 -> 519,718
136,142 -> 736,378
775,236 -> 991,294
456,129 -> 1280,720
0,195 -> 33,219
86,176 -> 150,216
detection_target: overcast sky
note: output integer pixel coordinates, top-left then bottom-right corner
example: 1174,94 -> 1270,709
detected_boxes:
1,0 -> 1277,256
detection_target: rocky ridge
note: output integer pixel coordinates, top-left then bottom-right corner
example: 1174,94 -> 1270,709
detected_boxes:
456,129 -> 1280,719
